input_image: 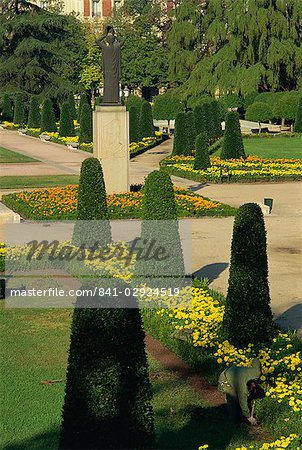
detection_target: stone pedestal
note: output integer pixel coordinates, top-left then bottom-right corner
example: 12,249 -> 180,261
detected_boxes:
93,105 -> 129,194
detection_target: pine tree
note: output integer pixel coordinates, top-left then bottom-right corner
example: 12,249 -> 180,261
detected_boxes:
140,100 -> 155,138
294,97 -> 302,133
129,105 -> 140,143
167,0 -> 200,85
222,203 -> 274,348
79,103 -> 92,144
40,98 -> 57,132
1,93 -> 13,121
186,111 -> 197,154
59,102 -> 75,137
77,92 -> 89,122
28,95 -> 41,128
13,93 -> 24,125
194,133 -> 210,170
220,111 -> 245,160
68,93 -> 77,120
173,112 -> 188,155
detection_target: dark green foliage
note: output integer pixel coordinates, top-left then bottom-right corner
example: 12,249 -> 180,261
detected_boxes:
126,95 -> 143,111
194,104 -> 208,137
40,98 -> 57,132
28,96 -> 41,128
59,102 -> 75,137
79,103 -> 92,144
13,93 -> 24,125
77,92 -> 89,121
222,203 -> 274,348
129,105 -> 141,143
203,102 -> 215,140
140,100 -> 155,138
1,93 -> 13,121
294,98 -> 302,133
220,111 -> 245,160
73,157 -> 111,247
246,102 -> 273,130
153,93 -> 185,121
59,305 -> 155,450
173,112 -> 188,155
194,133 -> 210,170
210,101 -> 222,139
186,111 -> 196,153
142,170 -> 177,220
68,93 -> 77,120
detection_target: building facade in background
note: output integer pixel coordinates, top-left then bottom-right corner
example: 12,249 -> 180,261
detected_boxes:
34,0 -> 123,18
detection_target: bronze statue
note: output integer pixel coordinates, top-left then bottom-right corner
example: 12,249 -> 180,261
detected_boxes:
96,26 -> 124,105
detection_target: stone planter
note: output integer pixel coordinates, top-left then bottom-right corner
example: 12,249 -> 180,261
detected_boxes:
39,134 -> 51,141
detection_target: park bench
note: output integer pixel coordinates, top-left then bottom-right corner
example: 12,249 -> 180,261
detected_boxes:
220,166 -> 231,183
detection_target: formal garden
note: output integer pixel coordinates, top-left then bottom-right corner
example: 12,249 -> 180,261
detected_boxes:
1,0 -> 302,449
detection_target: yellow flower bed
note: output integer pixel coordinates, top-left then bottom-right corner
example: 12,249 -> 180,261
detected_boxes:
234,433 -> 301,449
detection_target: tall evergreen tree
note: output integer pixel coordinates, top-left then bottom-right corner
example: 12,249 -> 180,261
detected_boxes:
220,111 -> 245,160
294,97 -> 302,133
59,102 -> 75,137
40,98 -> 57,132
167,0 -> 200,85
28,95 -> 41,128
173,111 -> 188,155
222,203 -> 274,348
129,105 -> 140,143
13,93 -> 25,125
185,0 -> 302,97
79,103 -> 92,144
186,111 -> 197,153
1,93 -> 13,121
140,100 -> 155,138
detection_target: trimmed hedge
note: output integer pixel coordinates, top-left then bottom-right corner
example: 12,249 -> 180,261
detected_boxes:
222,203 -> 274,348
173,112 -> 188,155
140,100 -> 155,138
194,133 -> 210,170
194,104 -> 208,138
186,111 -> 197,154
68,93 -> 77,120
28,96 -> 41,128
220,111 -> 245,159
40,99 -> 57,132
1,93 -> 13,121
77,92 -> 89,122
129,105 -> 141,143
13,93 -> 25,125
59,102 -> 75,137
79,103 -> 92,144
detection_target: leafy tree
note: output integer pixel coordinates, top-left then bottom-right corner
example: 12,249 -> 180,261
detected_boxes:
79,103 -> 92,144
59,102 -> 75,137
194,132 -> 210,170
272,91 -> 301,125
173,112 -> 188,155
186,111 -> 197,153
246,102 -> 273,133
222,203 -> 274,348
140,100 -> 155,138
28,95 -> 41,128
40,98 -> 57,132
221,111 -> 245,160
1,93 -> 13,121
0,0 -> 86,99
68,93 -> 77,121
185,0 -> 302,97
294,97 -> 302,133
13,93 -> 25,125
167,0 -> 200,85
129,106 -> 141,143
153,92 -> 185,133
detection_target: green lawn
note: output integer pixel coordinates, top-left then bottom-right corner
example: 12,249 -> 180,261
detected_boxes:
1,175 -> 79,189
0,147 -> 39,163
215,136 -> 302,159
0,304 -> 272,450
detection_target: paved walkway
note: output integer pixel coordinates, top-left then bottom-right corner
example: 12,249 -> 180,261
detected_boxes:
1,129 -> 301,335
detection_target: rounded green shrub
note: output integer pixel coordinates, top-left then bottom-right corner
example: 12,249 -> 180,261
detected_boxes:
1,93 -> 13,121
173,111 -> 188,155
186,111 -> 197,154
222,203 -> 274,348
246,102 -> 273,131
220,111 -> 245,159
28,96 -> 41,128
129,105 -> 141,143
294,97 -> 302,133
142,170 -> 177,220
79,103 -> 92,144
13,93 -> 25,125
59,102 -> 75,137
194,133 -> 210,170
140,100 -> 155,138
126,94 -> 143,111
40,98 -> 57,132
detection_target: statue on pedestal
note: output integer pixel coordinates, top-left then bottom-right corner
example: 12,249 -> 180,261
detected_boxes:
96,26 -> 124,105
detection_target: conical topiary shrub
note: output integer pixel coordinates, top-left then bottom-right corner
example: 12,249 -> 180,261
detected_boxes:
294,97 -> 302,133
77,92 -> 89,121
129,105 -> 141,143
28,96 -> 41,128
79,103 -> 92,144
1,94 -> 13,121
13,93 -> 24,125
59,102 -> 75,137
210,101 -> 222,139
220,111 -> 245,159
194,133 -> 210,170
186,111 -> 197,154
140,100 -> 155,138
194,104 -> 208,137
68,93 -> 77,120
173,112 -> 188,155
40,98 -> 57,132
222,203 -> 274,348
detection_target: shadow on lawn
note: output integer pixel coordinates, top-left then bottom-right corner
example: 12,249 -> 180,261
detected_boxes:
4,426 -> 60,450
193,262 -> 228,283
